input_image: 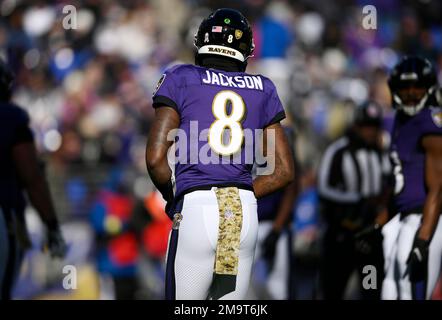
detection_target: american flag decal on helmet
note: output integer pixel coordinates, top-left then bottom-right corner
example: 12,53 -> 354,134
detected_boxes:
212,26 -> 222,32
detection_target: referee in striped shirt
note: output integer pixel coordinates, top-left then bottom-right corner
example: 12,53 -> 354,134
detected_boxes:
318,101 -> 392,300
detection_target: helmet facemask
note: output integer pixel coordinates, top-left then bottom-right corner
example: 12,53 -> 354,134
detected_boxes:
392,84 -> 435,116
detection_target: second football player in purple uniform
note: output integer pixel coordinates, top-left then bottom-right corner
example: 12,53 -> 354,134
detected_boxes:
0,58 -> 66,300
146,8 -> 294,300
382,56 -> 442,300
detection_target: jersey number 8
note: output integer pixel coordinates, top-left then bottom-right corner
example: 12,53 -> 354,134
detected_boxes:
208,90 -> 246,156
391,151 -> 404,195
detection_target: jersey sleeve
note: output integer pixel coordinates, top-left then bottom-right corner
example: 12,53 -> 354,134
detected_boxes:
152,67 -> 181,113
422,106 -> 442,137
13,107 -> 33,145
263,80 -> 286,128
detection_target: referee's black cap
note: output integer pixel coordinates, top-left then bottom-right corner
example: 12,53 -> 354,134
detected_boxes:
354,100 -> 383,127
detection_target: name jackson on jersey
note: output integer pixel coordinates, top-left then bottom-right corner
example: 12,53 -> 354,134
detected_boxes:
202,70 -> 263,90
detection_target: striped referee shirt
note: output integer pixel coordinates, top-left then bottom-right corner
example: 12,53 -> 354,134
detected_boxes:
318,134 -> 391,204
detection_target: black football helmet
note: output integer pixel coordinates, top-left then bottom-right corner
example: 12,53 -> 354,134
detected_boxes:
194,8 -> 254,70
0,57 -> 14,101
388,56 -> 437,116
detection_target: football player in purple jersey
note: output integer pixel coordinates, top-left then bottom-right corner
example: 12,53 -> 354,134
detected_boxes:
382,56 -> 442,300
146,8 -> 294,300
0,58 -> 66,300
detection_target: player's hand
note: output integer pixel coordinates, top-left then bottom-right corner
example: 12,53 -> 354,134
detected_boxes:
46,227 -> 67,258
354,223 -> 382,255
262,229 -> 280,272
404,233 -> 429,282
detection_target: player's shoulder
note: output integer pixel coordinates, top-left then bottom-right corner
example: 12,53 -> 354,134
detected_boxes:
163,63 -> 199,77
0,102 -> 29,123
246,73 -> 276,94
417,105 -> 442,131
427,105 -> 442,128
254,73 -> 274,85
161,63 -> 202,86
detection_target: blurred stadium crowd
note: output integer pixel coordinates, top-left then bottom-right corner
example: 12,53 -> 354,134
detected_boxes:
1,0 -> 442,299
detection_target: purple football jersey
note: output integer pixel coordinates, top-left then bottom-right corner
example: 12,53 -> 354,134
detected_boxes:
152,64 -> 286,198
391,106 -> 442,212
